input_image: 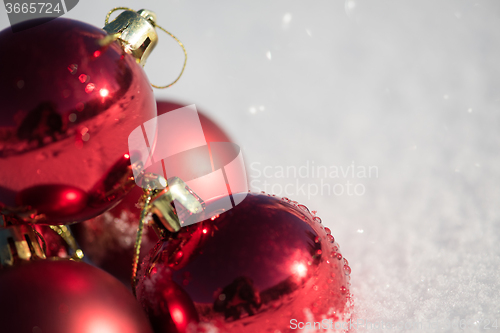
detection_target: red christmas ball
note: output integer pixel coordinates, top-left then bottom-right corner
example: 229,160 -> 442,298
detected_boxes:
71,100 -> 236,284
0,259 -> 153,333
138,264 -> 200,333
0,17 -> 156,224
136,193 -> 351,333
157,101 -> 233,144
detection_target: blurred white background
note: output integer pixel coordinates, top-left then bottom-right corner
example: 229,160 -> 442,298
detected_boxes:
1,0 -> 499,331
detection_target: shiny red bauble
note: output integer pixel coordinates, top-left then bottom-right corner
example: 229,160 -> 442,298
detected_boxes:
0,18 -> 156,224
137,193 -> 351,333
71,100 -> 235,284
0,259 -> 153,333
157,100 -> 232,144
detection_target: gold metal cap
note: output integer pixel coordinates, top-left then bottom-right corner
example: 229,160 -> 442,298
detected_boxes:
103,9 -> 158,66
149,177 -> 205,234
0,225 -> 46,268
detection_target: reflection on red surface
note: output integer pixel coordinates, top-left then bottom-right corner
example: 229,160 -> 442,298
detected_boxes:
0,260 -> 153,333
17,184 -> 88,219
171,306 -> 185,326
292,261 -> 307,278
100,88 -> 109,97
64,190 -> 78,201
137,265 -> 199,333
0,18 -> 156,224
137,193 -> 352,333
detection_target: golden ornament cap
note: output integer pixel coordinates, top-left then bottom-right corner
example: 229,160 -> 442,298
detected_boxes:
103,9 -> 158,66
0,225 -> 46,268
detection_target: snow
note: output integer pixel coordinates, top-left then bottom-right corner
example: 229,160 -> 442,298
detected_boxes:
2,0 -> 499,331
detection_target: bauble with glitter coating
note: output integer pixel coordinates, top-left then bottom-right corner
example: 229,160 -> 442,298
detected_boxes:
0,17 -> 156,224
137,193 -> 351,333
0,259 -> 153,333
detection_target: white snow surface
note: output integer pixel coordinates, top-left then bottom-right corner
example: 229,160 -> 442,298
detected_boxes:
2,1 -> 499,332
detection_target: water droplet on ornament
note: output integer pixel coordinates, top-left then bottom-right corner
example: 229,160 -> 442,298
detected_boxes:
314,236 -> 320,243
313,216 -> 322,224
344,265 -> 351,274
327,234 -> 335,243
337,253 -> 343,260
313,285 -> 318,291
67,64 -> 78,74
79,74 -> 88,83
340,286 -> 347,294
297,204 -> 309,213
85,83 -> 95,93
324,227 -> 331,235
344,258 -> 349,265
316,249 -> 322,255
290,200 -> 298,205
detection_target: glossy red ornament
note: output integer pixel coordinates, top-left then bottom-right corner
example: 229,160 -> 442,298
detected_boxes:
0,259 -> 153,333
71,100 -> 235,284
0,17 -> 156,224
137,193 -> 351,333
139,265 -> 200,333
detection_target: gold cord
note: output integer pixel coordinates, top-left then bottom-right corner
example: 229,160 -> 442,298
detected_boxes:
104,7 -> 188,89
131,189 -> 153,296
104,6 -> 134,25
150,24 -> 188,89
33,228 -> 47,256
